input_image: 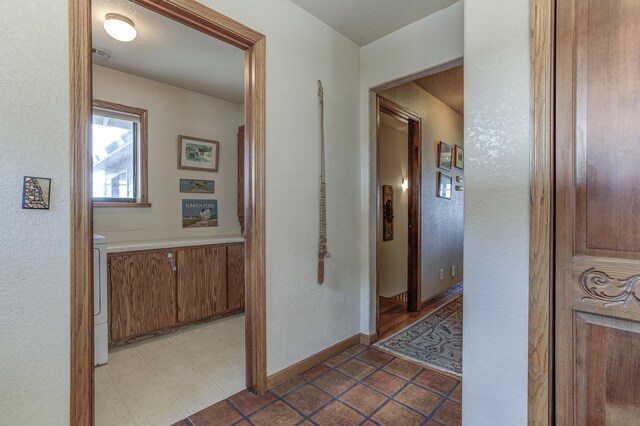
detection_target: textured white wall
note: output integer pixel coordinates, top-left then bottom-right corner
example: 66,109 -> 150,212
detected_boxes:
378,121 -> 409,298
360,1 -> 464,334
93,65 -> 244,242
462,0 -> 530,424
0,1 -> 71,424
379,82 -> 464,302
207,0 -> 362,376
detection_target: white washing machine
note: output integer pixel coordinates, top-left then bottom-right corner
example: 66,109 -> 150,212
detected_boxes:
94,234 -> 109,366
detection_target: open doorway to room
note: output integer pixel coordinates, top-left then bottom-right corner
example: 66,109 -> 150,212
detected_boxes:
69,0 -> 266,424
374,65 -> 464,380
90,1 -> 250,424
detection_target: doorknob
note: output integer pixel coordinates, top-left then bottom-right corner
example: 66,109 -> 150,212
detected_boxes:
167,252 -> 177,272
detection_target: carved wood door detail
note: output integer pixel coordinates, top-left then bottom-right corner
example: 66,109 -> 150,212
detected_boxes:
556,0 -> 640,423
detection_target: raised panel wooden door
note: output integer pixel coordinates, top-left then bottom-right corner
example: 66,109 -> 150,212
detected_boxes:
176,246 -> 227,323
108,250 -> 177,342
227,244 -> 245,311
556,0 -> 640,423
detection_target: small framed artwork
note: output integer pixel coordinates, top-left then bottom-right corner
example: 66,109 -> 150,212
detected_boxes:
180,179 -> 215,194
22,176 -> 51,210
382,185 -> 394,241
438,141 -> 453,170
178,135 -> 219,172
182,199 -> 218,228
454,145 -> 464,170
437,171 -> 452,199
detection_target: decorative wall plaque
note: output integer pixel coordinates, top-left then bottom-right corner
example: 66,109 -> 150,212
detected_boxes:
382,185 -> 394,241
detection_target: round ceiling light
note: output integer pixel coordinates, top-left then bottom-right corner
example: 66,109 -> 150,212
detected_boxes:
103,13 -> 137,42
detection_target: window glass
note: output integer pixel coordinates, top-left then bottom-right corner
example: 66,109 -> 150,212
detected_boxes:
92,112 -> 137,201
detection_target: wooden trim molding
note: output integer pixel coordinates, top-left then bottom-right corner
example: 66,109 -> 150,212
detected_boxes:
69,1 -> 93,425
69,0 -> 267,423
266,334 -> 363,390
529,0 -> 555,424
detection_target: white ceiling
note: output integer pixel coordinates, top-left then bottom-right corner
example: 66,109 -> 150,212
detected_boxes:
414,65 -> 464,115
91,0 -> 244,103
289,0 -> 460,46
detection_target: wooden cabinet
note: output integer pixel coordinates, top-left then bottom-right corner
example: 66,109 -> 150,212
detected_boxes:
227,244 -> 245,311
108,242 -> 244,344
176,246 -> 227,324
108,250 -> 177,343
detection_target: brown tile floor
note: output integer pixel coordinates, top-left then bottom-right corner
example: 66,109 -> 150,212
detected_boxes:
178,345 -> 461,426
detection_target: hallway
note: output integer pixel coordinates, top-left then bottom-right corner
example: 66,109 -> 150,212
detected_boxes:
176,345 -> 461,425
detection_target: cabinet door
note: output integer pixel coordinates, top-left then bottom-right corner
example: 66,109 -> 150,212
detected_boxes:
108,250 -> 177,342
227,244 -> 245,311
176,246 -> 227,323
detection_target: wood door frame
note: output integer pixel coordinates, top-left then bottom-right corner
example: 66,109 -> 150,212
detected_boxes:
528,0 -> 554,424
69,0 -> 267,424
375,95 -> 422,335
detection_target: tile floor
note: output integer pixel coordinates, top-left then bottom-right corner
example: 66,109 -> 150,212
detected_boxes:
96,314 -> 245,426
179,345 -> 461,426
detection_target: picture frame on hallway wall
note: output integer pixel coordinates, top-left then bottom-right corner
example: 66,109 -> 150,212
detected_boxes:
438,141 -> 452,170
382,185 -> 394,241
178,135 -> 219,172
437,171 -> 452,199
454,145 -> 464,170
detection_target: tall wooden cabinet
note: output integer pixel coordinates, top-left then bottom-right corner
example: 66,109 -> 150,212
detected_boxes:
108,249 -> 177,342
108,242 -> 244,344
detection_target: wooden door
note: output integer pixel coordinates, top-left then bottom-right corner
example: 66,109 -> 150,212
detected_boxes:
108,250 -> 177,342
556,1 -> 640,423
176,246 -> 227,323
227,244 -> 245,311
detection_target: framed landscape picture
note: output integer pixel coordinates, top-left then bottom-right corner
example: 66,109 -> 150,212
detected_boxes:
180,179 -> 215,194
438,141 -> 453,170
22,176 -> 51,210
182,199 -> 218,228
454,145 -> 464,170
437,171 -> 452,199
178,135 -> 219,172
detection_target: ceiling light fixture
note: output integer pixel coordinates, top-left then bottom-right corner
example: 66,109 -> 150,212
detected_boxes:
104,13 -> 137,42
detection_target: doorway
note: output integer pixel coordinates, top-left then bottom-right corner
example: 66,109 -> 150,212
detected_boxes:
69,0 -> 266,424
375,96 -> 422,339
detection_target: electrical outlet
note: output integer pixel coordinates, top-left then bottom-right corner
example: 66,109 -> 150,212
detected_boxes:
440,269 -> 444,280
452,265 -> 456,277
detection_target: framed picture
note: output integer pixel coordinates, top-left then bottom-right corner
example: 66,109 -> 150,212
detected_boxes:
178,135 -> 219,172
22,176 -> 51,209
180,179 -> 215,194
438,141 -> 453,170
382,185 -> 394,241
182,199 -> 218,228
454,145 -> 464,170
437,171 -> 452,199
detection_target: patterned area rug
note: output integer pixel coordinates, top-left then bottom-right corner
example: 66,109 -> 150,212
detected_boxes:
375,297 -> 462,376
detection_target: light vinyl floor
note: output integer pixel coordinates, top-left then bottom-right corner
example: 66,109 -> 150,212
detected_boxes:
96,314 -> 245,426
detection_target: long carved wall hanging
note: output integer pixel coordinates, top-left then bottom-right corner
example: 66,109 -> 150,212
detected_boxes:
579,268 -> 640,308
317,80 -> 330,284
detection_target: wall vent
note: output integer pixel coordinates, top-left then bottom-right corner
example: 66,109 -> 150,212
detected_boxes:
92,47 -> 111,59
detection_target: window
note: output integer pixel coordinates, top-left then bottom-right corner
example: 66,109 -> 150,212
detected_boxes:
92,100 -> 149,207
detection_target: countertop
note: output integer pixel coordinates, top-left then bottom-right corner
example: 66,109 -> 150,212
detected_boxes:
106,234 -> 245,253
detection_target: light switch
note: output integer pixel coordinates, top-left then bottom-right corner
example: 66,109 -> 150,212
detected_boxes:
452,265 -> 456,277
440,269 -> 444,280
